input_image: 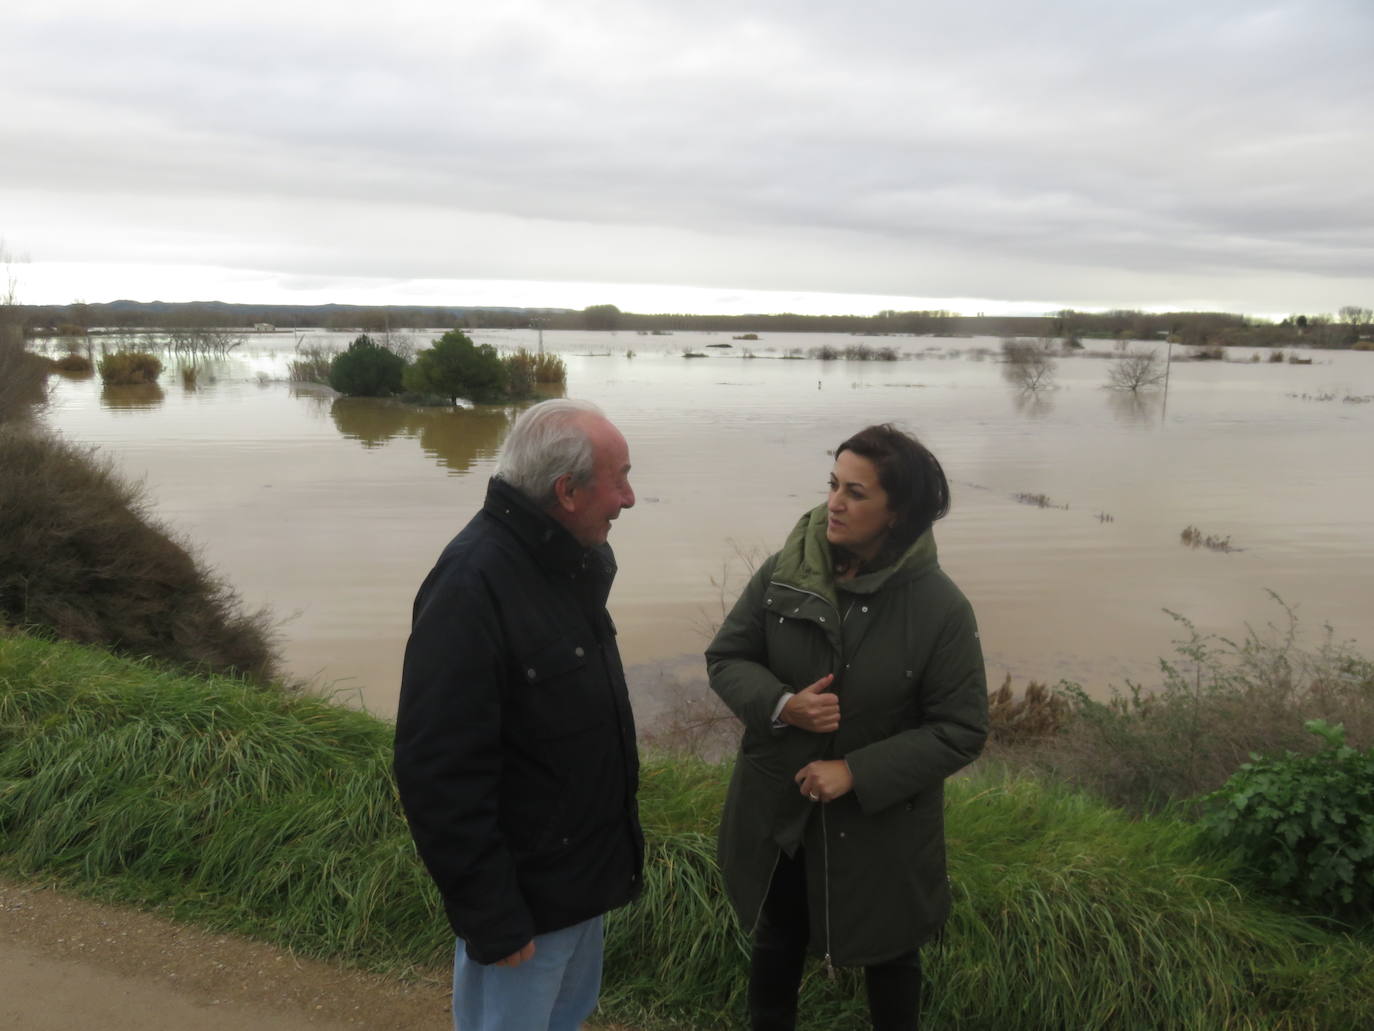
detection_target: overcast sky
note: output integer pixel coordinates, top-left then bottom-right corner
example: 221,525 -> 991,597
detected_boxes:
5,0 -> 1372,316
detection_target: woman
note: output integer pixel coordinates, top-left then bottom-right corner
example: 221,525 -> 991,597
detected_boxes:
707,424 -> 988,1030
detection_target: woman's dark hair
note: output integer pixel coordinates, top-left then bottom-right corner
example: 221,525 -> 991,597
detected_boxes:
835,424 -> 950,564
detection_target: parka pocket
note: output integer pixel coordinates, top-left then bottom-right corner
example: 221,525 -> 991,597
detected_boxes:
510,635 -> 602,740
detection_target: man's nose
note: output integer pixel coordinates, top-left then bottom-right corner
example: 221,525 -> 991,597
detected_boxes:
621,482 -> 636,509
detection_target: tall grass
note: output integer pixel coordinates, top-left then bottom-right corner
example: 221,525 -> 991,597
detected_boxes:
2,633 -> 1371,1029
287,343 -> 335,384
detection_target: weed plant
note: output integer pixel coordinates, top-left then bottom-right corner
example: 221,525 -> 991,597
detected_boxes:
1200,719 -> 1374,920
3,633 -> 1373,1029
1013,599 -> 1374,815
0,430 -> 279,681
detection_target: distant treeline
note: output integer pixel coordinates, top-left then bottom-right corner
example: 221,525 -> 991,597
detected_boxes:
16,300 -> 1374,349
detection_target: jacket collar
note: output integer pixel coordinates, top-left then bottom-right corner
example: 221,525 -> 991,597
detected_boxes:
772,503 -> 938,604
482,476 -> 617,582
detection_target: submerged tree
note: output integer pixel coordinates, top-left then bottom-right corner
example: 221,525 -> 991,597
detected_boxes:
1108,349 -> 1167,392
1001,338 -> 1057,391
403,330 -> 507,404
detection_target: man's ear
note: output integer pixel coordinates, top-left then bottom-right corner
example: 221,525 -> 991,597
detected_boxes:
552,473 -> 578,513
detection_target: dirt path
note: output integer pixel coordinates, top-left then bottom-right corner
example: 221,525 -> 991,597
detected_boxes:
0,875 -> 453,1030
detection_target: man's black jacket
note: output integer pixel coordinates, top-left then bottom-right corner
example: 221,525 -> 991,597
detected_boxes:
394,477 -> 643,964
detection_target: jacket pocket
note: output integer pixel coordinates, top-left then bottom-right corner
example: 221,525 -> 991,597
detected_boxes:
510,635 -> 603,740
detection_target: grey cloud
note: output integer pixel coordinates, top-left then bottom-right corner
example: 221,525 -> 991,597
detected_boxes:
5,0 -> 1373,312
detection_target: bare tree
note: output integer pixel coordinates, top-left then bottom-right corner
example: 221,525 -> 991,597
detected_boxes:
1001,338 -> 1057,391
0,238 -> 48,423
1108,349 -> 1167,392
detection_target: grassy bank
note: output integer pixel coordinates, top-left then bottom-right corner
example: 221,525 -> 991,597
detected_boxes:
2,631 -> 1372,1029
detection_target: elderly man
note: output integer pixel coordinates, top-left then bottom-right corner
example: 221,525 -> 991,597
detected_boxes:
394,398 -> 642,1031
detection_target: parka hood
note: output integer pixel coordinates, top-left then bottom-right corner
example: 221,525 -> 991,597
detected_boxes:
771,503 -> 940,607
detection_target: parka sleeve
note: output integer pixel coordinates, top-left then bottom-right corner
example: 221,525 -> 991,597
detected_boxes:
844,596 -> 989,815
393,552 -> 534,964
705,555 -> 792,737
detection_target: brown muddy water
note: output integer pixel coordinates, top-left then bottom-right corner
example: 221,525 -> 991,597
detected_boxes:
39,330 -> 1374,729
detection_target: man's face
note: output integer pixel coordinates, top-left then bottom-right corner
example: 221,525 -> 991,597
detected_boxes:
555,417 -> 635,547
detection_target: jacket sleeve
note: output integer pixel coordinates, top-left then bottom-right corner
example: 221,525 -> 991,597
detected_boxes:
844,596 -> 989,815
393,551 -> 534,964
705,555 -> 793,737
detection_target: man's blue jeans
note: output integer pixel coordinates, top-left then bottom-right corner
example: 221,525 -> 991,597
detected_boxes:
452,915 -> 605,1031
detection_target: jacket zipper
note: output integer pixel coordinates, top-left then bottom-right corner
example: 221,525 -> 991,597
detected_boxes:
820,805 -> 836,978
773,578 -> 849,977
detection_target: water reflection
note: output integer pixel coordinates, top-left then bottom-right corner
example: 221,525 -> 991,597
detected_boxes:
52,365 -> 95,381
1010,388 -> 1056,419
1106,390 -> 1163,427
330,399 -> 515,473
100,383 -> 165,410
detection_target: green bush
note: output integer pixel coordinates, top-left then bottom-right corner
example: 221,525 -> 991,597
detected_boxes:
327,335 -> 405,397
403,330 -> 507,404
97,351 -> 163,385
1200,720 -> 1374,919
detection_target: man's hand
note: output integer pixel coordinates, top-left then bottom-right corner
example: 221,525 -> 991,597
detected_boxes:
780,673 -> 840,733
794,759 -> 854,804
494,941 -> 536,967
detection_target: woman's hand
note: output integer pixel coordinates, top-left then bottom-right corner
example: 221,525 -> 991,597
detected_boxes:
794,759 -> 854,804
780,674 -> 840,733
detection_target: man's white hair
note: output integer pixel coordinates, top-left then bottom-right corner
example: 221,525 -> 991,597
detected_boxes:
495,398 -> 606,508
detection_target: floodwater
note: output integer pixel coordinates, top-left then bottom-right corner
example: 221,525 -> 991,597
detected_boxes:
39,329 -> 1374,726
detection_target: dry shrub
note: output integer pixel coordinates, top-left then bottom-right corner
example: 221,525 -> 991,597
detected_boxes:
0,330 -> 49,423
0,427 -> 281,682
52,353 -> 94,375
637,671 -> 740,761
987,674 -> 1071,745
1012,599 -> 1374,814
97,350 -> 163,385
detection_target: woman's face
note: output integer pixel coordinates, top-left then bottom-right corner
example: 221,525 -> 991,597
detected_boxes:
826,450 -> 895,561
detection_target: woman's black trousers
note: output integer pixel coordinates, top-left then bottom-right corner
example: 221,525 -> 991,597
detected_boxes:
748,848 -> 923,1030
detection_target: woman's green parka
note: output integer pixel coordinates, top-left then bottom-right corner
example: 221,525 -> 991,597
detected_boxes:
707,505 -> 988,967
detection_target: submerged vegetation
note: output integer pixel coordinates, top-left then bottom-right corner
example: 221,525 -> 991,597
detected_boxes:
2,630 -> 1373,1029
97,350 -> 163,386
1181,524 -> 1239,552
